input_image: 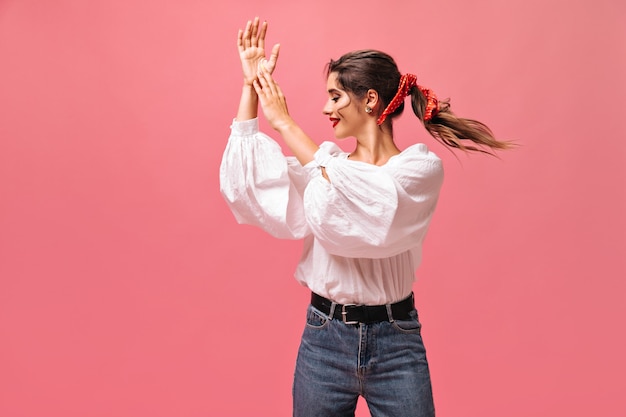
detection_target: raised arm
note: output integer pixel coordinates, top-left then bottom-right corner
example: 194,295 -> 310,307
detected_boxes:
253,59 -> 320,167
236,17 -> 280,121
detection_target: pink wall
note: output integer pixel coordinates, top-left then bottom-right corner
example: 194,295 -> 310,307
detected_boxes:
1,0 -> 625,416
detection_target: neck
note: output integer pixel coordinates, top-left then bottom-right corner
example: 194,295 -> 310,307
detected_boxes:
349,123 -> 400,166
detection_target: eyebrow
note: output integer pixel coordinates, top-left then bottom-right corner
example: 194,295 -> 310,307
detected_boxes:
327,88 -> 342,94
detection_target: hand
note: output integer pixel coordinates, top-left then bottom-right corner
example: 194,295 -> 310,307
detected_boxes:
253,66 -> 293,132
238,17 -> 280,87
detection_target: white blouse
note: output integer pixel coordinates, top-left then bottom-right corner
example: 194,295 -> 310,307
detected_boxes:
219,118 -> 444,305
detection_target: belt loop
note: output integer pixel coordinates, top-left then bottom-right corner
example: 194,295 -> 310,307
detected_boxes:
328,302 -> 336,320
385,303 -> 395,322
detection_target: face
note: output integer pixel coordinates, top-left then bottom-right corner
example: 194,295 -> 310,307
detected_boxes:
322,72 -> 367,139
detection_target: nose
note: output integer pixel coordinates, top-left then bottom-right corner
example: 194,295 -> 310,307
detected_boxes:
322,99 -> 332,116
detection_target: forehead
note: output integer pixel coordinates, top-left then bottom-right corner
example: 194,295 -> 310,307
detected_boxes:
326,72 -> 343,92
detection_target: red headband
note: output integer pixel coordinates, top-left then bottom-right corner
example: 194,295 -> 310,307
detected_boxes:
376,73 -> 439,125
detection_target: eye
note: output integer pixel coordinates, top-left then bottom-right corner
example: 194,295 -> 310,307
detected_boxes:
331,97 -> 340,102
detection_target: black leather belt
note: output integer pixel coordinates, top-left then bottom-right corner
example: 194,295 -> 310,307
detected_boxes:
310,292 -> 415,324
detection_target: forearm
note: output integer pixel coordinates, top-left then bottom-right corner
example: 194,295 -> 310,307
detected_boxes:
275,119 -> 319,166
235,84 -> 259,121
251,63 -> 319,167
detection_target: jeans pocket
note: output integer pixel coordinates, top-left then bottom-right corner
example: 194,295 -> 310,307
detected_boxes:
391,309 -> 421,334
305,305 -> 330,329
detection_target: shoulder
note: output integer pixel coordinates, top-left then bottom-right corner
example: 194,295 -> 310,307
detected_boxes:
318,141 -> 349,158
388,143 -> 442,170
312,141 -> 349,167
384,143 -> 444,188
397,143 -> 441,163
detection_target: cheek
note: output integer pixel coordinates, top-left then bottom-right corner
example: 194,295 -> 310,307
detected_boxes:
335,97 -> 352,114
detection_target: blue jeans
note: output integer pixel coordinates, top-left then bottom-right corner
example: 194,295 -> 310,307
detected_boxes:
293,303 -> 435,417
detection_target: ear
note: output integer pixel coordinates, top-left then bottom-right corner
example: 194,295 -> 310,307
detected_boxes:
364,89 -> 381,110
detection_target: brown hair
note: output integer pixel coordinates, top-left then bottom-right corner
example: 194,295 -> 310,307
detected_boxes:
326,50 -> 513,154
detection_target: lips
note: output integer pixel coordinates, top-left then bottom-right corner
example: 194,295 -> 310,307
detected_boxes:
329,117 -> 340,127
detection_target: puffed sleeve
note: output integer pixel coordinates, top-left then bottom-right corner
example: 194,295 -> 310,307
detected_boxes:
219,118 -> 314,239
303,142 -> 443,258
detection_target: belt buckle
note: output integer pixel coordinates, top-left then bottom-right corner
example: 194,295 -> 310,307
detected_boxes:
341,304 -> 359,325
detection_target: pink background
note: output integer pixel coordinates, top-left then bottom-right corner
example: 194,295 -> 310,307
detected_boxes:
1,0 -> 625,416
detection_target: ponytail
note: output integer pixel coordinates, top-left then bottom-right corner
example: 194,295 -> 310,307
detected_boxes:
410,87 -> 513,154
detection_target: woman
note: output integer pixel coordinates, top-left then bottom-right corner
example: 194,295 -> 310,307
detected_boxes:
220,17 -> 511,417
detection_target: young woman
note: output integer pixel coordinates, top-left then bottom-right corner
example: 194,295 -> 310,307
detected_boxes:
220,17 -> 511,417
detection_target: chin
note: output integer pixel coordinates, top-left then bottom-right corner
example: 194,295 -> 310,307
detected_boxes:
333,129 -> 349,140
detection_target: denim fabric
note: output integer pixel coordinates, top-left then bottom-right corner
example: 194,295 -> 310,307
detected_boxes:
293,304 -> 435,417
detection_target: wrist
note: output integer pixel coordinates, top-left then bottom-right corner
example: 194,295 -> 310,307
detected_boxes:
273,117 -> 297,134
242,83 -> 256,92
236,84 -> 259,121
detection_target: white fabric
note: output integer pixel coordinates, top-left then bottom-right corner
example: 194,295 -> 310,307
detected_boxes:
219,118 -> 444,305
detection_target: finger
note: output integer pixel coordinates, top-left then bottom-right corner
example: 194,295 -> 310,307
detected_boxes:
258,68 -> 279,98
258,20 -> 267,50
243,20 -> 252,49
270,76 -> 284,99
250,17 -> 260,47
261,70 -> 287,112
256,70 -> 275,100
237,29 -> 244,53
252,79 -> 265,98
256,68 -> 270,90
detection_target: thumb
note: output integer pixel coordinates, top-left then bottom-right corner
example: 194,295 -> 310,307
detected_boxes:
268,43 -> 280,67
